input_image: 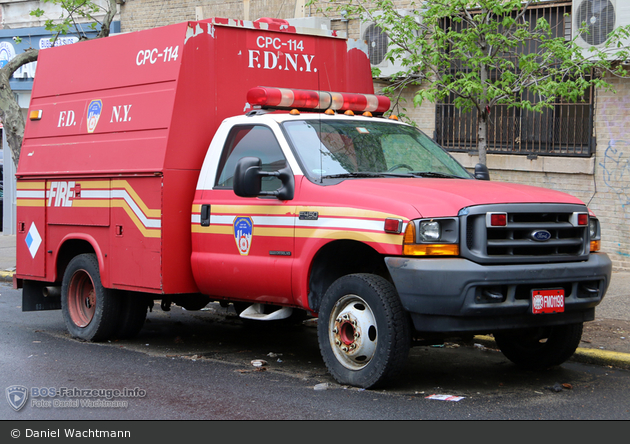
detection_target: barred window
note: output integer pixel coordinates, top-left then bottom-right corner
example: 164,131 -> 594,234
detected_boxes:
435,2 -> 594,157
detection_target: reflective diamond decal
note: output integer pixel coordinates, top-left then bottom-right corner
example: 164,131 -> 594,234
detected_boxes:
25,222 -> 42,259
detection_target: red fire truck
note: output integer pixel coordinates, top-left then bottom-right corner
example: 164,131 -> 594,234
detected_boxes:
15,18 -> 612,388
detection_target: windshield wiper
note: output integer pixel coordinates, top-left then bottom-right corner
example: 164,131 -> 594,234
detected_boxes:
320,172 -> 390,179
407,171 -> 463,179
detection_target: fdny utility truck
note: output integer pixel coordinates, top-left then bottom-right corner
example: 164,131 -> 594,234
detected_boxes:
15,18 -> 612,389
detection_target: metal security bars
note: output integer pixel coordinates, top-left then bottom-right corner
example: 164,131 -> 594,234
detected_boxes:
435,1 -> 595,157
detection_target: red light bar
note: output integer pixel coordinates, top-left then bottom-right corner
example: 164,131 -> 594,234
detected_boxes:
247,87 -> 390,114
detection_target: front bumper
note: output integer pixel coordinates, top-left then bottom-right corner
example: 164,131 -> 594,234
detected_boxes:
385,253 -> 612,333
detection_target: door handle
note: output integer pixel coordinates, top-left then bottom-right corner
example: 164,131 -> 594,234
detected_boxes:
200,204 -> 211,227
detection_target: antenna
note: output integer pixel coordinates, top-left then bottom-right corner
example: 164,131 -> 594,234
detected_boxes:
318,66 -> 324,183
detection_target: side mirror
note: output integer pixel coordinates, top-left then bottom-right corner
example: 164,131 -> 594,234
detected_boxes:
474,163 -> 490,180
234,157 -> 263,197
233,157 -> 295,200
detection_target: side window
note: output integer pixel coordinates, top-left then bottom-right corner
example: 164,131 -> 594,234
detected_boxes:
215,125 -> 287,191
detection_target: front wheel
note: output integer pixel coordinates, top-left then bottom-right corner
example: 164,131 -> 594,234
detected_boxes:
317,274 -> 410,389
494,323 -> 583,370
61,254 -> 121,342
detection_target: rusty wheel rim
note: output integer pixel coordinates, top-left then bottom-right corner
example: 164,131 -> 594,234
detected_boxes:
67,269 -> 96,328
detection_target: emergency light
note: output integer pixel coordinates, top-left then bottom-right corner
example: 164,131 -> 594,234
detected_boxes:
247,87 -> 390,114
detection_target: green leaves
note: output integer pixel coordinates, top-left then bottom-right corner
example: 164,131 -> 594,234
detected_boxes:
29,0 -> 106,39
315,0 -> 630,163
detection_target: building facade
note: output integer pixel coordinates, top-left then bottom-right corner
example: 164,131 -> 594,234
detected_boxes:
0,0 -> 121,234
3,1 -> 628,271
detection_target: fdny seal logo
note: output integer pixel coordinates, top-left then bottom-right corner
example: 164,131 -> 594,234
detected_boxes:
86,99 -> 103,133
233,217 -> 253,256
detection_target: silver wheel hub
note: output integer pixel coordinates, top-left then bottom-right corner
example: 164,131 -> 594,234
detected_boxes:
329,294 -> 378,370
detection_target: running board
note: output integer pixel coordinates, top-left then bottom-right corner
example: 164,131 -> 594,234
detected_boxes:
239,303 -> 293,321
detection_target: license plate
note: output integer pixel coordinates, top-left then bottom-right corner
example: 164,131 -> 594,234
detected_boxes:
532,289 -> 565,314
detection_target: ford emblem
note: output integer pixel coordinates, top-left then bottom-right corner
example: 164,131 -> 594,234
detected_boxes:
531,230 -> 552,241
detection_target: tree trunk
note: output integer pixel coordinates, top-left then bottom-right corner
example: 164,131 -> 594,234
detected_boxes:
477,63 -> 489,166
478,112 -> 488,166
0,48 -> 39,168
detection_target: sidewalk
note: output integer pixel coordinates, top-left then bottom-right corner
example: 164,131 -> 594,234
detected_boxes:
1,233 -> 629,369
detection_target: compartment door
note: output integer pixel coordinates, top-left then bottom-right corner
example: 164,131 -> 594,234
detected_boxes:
16,180 -> 47,278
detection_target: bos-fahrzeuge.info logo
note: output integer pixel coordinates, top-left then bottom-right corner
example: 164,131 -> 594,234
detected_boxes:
6,385 -> 28,411
6,386 -> 147,411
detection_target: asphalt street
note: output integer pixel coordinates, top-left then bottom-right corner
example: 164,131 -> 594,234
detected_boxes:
1,233 -> 629,370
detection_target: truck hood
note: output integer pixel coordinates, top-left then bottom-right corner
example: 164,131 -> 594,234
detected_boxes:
322,178 -> 585,219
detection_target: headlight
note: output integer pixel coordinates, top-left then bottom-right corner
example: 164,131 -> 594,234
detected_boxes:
419,221 -> 441,242
403,218 -> 459,256
589,219 -> 598,239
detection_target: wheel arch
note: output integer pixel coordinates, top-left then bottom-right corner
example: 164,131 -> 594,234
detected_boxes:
307,239 -> 392,314
54,235 -> 102,284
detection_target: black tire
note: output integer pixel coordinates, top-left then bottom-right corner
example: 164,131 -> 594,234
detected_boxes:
61,254 -> 121,342
494,323 -> 584,370
115,292 -> 148,340
317,273 -> 410,389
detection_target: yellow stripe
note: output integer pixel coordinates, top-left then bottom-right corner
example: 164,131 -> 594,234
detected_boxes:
72,200 -> 110,208
44,180 -> 110,190
111,200 -> 161,238
210,204 -> 295,216
199,204 -> 404,221
298,206 -> 403,220
112,180 -> 161,218
17,199 -> 46,207
191,225 -> 294,237
191,225 -> 401,245
295,227 -> 402,245
17,182 -> 45,190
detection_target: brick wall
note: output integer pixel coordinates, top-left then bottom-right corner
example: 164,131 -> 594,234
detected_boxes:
120,0 -> 198,32
119,0 -> 630,270
120,0 -> 297,32
589,75 -> 630,270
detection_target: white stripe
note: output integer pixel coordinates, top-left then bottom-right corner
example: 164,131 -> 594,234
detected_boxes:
204,213 -> 394,233
209,214 -> 294,227
80,190 -> 111,199
297,217 -> 384,232
17,190 -> 45,199
112,189 -> 161,229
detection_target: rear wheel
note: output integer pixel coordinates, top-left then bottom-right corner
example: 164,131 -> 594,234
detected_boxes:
115,292 -> 149,339
317,274 -> 410,389
494,323 -> 583,370
61,254 -> 120,342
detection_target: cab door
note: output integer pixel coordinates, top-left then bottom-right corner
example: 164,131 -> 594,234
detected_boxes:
192,124 -> 295,305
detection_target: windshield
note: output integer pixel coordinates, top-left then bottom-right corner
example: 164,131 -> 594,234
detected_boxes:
282,119 -> 472,181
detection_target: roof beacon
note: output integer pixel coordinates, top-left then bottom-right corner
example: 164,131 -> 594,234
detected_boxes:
246,87 -> 390,115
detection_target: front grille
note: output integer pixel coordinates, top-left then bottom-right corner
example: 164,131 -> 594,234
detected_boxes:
461,204 -> 590,265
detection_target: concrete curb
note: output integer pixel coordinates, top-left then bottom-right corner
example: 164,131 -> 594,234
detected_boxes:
474,335 -> 630,371
0,270 -> 14,283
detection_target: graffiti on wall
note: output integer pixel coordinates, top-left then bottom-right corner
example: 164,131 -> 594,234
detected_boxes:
600,140 -> 630,214
600,140 -> 630,258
